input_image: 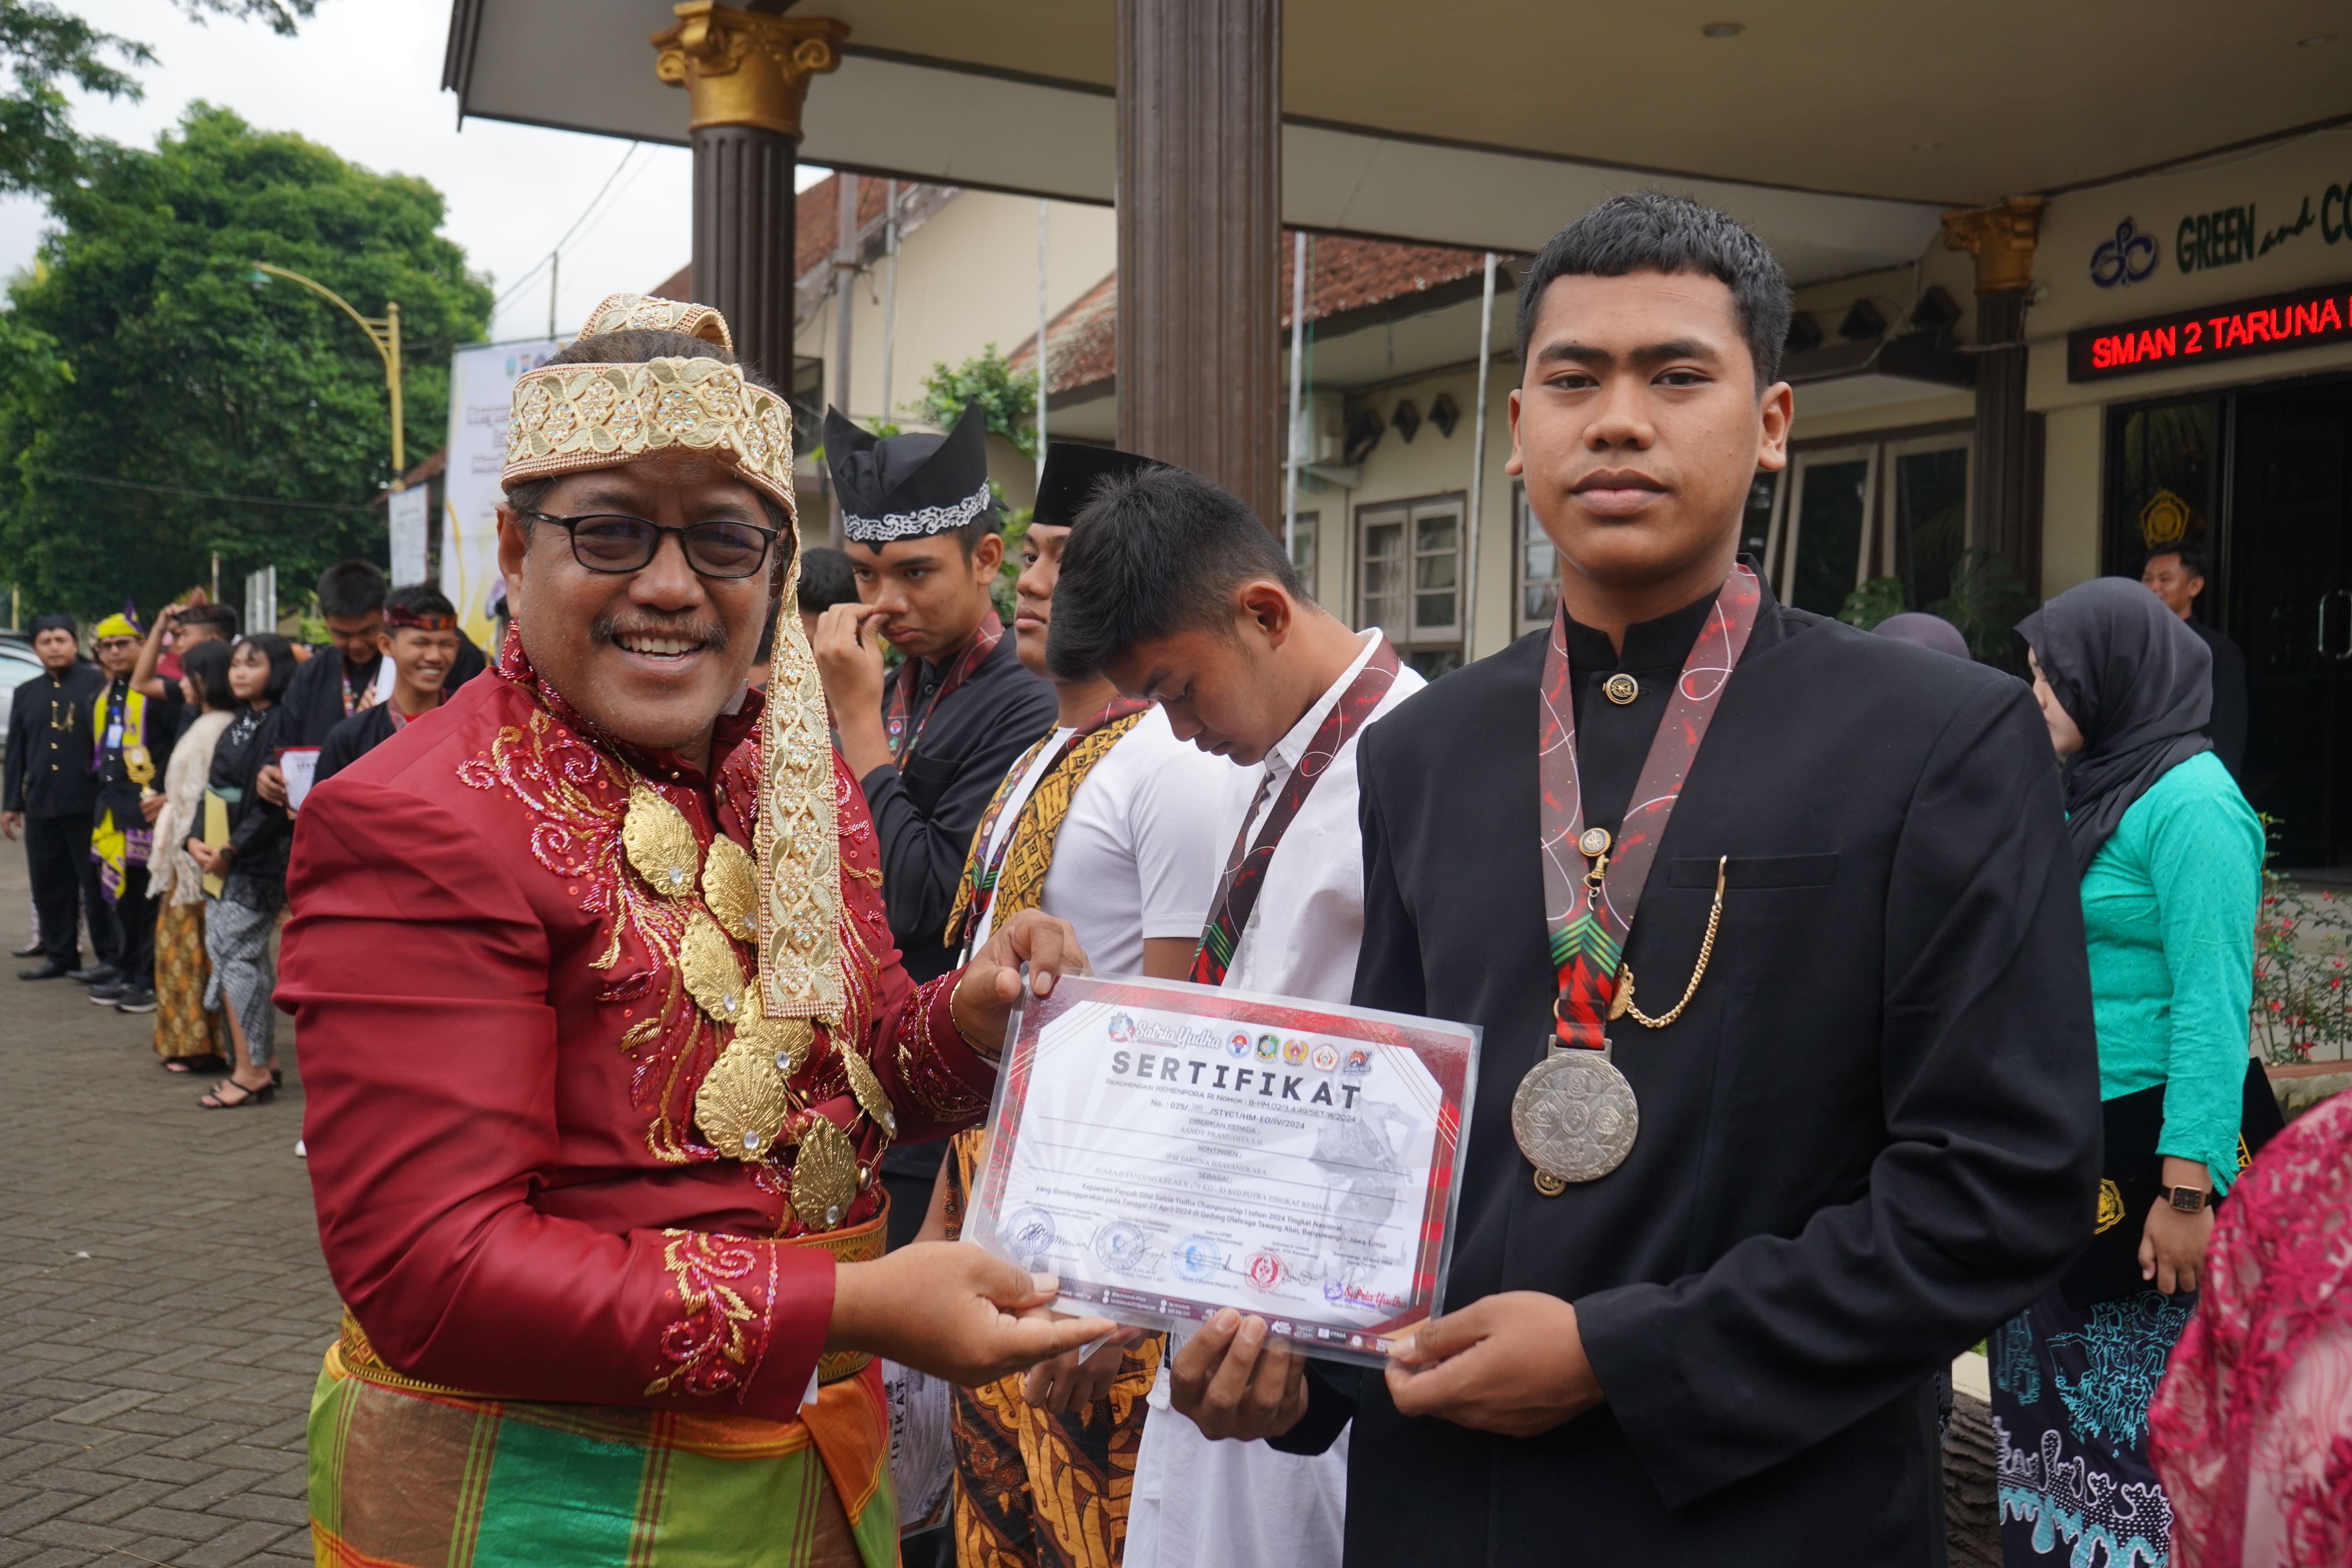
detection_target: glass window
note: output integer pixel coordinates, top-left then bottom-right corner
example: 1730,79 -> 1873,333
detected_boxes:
1358,494 -> 1463,675
1784,453 -> 1873,616
1286,512 -> 1318,602
1361,516 -> 1406,638
1889,444 -> 1968,612
1517,485 -> 1558,633
2105,397 -> 2220,579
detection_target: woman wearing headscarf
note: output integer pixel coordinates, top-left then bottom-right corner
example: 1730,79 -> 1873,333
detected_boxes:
2149,1090 -> 2352,1567
1996,576 -> 2266,1568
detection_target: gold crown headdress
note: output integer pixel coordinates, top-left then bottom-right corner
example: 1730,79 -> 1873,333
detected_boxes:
504,294 -> 838,1035
501,292 -> 797,521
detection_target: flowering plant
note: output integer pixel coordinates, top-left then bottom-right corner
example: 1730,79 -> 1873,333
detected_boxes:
2250,867 -> 2352,1065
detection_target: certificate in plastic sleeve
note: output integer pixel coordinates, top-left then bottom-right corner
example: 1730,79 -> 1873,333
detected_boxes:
964,973 -> 1480,1367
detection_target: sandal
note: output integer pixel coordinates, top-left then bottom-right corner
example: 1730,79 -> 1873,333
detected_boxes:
200,1078 -> 276,1110
164,1054 -> 230,1076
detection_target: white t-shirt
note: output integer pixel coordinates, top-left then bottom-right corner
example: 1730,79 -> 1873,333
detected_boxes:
965,704 -> 1245,975
1126,631 -> 1424,1568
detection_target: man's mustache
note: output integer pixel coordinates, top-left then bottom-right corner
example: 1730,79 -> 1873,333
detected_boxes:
591,612 -> 730,652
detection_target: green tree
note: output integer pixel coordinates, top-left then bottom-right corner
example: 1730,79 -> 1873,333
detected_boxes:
914,345 -> 1037,458
0,104 -> 490,615
0,1 -> 316,196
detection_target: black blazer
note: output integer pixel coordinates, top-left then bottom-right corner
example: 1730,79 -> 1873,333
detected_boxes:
5,661 -> 107,818
1279,588 -> 2101,1566
857,631 -> 1054,982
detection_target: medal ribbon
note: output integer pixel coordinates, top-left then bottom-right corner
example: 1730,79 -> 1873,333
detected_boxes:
946,697 -> 1153,953
1541,566 -> 1760,1049
1192,636 -> 1402,987
884,611 -> 1005,763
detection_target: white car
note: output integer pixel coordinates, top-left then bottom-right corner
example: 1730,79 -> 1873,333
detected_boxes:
0,636 -> 50,751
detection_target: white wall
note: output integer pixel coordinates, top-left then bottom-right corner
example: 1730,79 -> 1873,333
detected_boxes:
796,189 -> 1115,443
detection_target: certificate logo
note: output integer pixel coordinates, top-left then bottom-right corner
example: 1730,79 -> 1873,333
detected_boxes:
1093,1220 -> 1151,1277
1342,1049 -> 1373,1078
1005,1207 -> 1058,1271
1227,1033 -> 1250,1057
1107,1013 -> 1136,1044
1172,1236 -> 1222,1282
1255,1033 -> 1280,1060
1244,1250 -> 1284,1290
1282,1038 -> 1308,1065
1311,1043 -> 1339,1072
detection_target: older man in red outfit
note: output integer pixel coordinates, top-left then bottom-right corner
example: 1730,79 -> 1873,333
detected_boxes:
279,294 -> 1108,1568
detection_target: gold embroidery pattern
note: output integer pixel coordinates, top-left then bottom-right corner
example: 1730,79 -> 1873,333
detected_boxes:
757,519 -> 844,1031
576,291 -> 734,352
460,710 -> 717,1163
898,973 -> 989,1124
2094,1178 -> 2127,1235
504,354 -> 795,519
645,1229 -> 779,1399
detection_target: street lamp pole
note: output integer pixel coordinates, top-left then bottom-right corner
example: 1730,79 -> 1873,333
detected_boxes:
252,263 -> 405,485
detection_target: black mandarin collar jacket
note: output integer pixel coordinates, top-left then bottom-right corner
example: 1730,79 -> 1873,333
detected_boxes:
1274,577 -> 2100,1567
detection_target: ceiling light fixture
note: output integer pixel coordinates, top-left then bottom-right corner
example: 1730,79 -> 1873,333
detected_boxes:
2297,33 -> 2337,45
1701,22 -> 1745,38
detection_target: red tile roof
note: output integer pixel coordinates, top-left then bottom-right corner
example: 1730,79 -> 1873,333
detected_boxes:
1011,231 -> 1492,395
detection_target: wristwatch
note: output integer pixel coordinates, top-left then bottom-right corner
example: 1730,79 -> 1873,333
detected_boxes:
2157,1184 -> 2209,1214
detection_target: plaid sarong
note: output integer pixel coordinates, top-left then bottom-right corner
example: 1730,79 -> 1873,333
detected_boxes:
310,1321 -> 898,1568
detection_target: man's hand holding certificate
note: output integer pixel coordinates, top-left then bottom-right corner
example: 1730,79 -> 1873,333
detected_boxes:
965,973 -> 1480,1367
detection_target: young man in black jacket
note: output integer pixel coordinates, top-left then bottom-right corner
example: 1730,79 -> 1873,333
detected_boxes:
1174,193 -> 2102,1567
5,615 -> 111,980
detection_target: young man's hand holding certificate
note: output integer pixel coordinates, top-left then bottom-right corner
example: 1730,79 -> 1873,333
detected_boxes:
964,972 -> 1479,1368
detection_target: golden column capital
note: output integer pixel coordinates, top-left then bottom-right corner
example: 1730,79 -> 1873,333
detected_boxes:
652,2 -> 848,139
1940,196 -> 2046,294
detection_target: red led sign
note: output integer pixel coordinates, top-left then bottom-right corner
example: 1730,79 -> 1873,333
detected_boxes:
2069,279 -> 2352,382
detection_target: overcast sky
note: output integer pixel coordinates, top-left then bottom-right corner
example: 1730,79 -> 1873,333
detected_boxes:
5,0 -> 826,341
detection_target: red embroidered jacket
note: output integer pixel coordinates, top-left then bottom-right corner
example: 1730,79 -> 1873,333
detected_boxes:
278,652 -> 995,1423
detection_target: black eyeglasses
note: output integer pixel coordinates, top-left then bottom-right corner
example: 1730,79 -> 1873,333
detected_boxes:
527,511 -> 780,580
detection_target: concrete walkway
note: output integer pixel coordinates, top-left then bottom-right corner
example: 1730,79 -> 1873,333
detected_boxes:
0,844 -> 327,1568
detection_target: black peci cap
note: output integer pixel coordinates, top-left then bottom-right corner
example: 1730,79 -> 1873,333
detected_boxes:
824,404 -> 996,546
1031,443 -> 1166,529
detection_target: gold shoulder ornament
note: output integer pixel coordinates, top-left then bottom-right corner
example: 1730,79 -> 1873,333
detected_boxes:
624,786 -> 701,898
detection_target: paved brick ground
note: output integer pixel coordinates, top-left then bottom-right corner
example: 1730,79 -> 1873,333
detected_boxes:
0,845 -> 327,1567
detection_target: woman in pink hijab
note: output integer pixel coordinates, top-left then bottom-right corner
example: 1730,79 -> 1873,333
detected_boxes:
2149,1091 -> 2352,1566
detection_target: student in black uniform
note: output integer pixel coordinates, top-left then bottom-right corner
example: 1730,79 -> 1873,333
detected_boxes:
314,586 -> 463,786
811,405 -> 1056,1247
1178,193 -> 2102,1568
812,406 -> 1056,981
5,615 -> 109,980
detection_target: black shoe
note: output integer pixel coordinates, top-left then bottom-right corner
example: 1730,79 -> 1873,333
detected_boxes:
67,963 -> 119,985
18,961 -> 71,980
10,942 -> 40,958
88,980 -> 131,1005
113,987 -> 156,1014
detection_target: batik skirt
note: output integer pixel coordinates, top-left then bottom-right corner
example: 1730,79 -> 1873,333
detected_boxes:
1992,1283 -> 2196,1568
945,1128 -> 1164,1568
309,1319 -> 898,1568
202,890 -> 278,1065
151,900 -> 222,1060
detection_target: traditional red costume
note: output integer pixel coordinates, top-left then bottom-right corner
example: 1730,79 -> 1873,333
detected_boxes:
280,293 -> 997,1568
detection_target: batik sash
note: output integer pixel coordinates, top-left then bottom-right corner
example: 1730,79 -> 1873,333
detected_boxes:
944,699 -> 1153,955
1540,566 -> 1759,1048
885,612 -> 1005,763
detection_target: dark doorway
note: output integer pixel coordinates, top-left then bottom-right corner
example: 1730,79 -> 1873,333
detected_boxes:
2112,377 -> 2352,865
2229,381 -> 2352,866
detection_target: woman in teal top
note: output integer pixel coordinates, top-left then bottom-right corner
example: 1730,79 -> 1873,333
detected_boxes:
1991,577 -> 2262,1568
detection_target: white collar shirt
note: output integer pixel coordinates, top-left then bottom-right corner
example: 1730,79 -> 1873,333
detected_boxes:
1214,631 -> 1425,1006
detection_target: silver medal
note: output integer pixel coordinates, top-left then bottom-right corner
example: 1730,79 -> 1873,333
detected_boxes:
1511,1042 -> 1638,1189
